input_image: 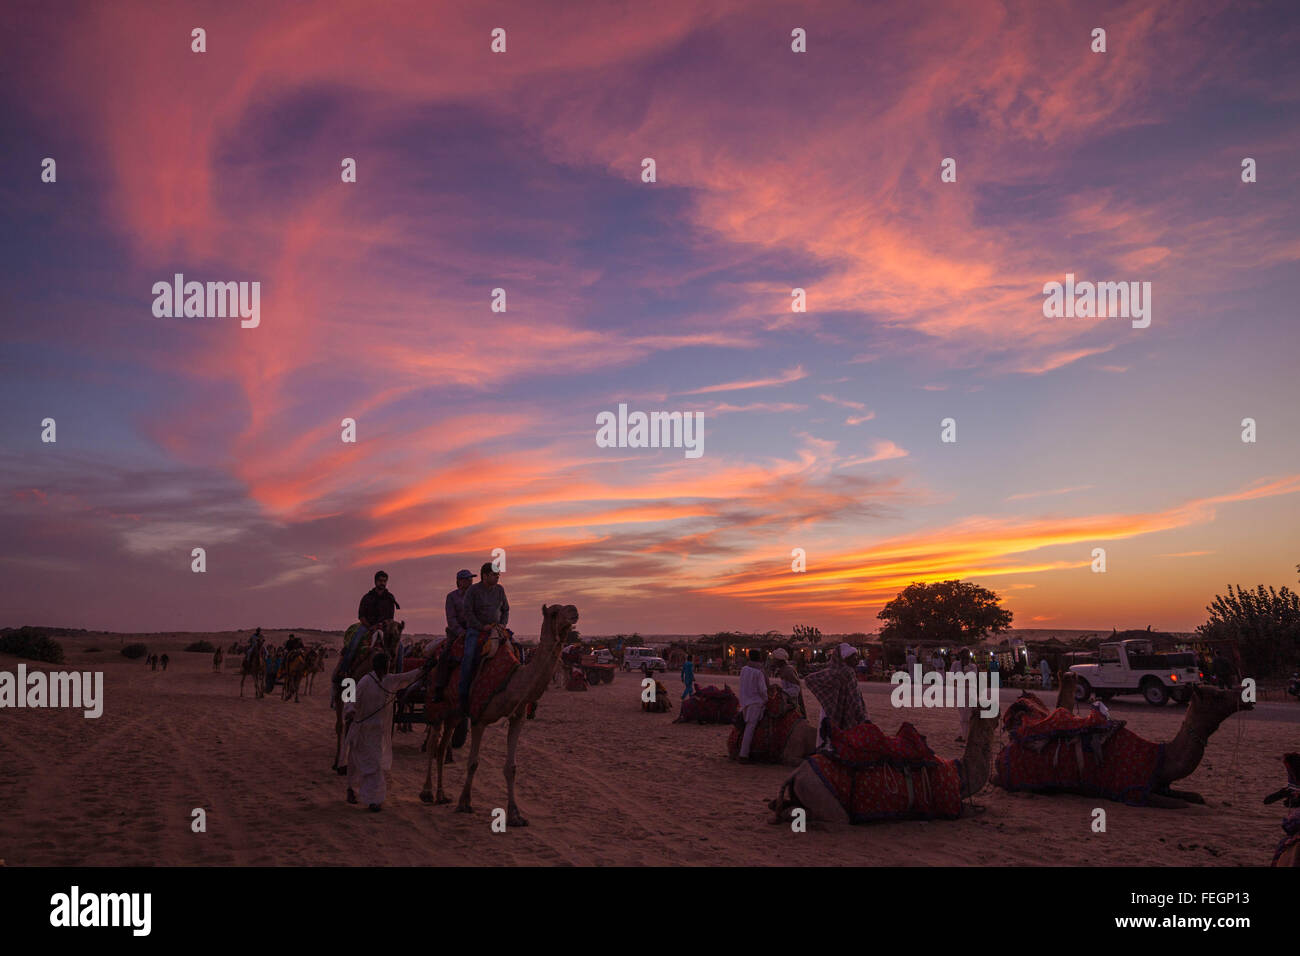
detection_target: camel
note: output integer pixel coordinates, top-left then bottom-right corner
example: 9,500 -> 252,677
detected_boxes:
1056,670 -> 1077,712
281,648 -> 309,702
997,683 -> 1252,809
769,709 -> 999,825
419,604 -> 579,827
1264,752 -> 1300,867
331,620 -> 403,773
212,646 -> 224,672
303,646 -> 326,695
239,640 -> 266,698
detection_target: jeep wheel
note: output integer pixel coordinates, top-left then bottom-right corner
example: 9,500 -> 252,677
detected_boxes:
1074,679 -> 1092,703
1142,679 -> 1169,706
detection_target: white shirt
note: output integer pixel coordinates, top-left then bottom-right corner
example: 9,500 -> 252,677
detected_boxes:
739,665 -> 770,708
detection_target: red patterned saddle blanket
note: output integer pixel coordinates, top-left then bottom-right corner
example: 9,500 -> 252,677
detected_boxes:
676,684 -> 738,723
807,721 -> 963,822
426,629 -> 519,723
726,686 -> 803,761
993,692 -> 1164,805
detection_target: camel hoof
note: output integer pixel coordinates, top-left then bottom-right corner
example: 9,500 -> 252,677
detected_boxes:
435,794 -> 451,805
335,765 -> 348,776
508,813 -> 529,828
419,791 -> 434,804
455,803 -> 473,814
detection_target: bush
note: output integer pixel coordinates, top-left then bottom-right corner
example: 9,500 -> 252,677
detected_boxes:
184,640 -> 215,653
85,647 -> 101,653
121,643 -> 148,660
0,627 -> 65,664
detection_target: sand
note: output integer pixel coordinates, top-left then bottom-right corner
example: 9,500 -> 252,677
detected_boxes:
1,633 -> 1293,866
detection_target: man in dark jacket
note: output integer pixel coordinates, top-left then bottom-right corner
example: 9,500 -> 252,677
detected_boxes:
454,563 -> 509,713
358,570 -> 400,630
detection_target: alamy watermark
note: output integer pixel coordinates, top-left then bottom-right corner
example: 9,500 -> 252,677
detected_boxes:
1,664 -> 103,718
1042,273 -> 1150,328
890,665 -> 999,717
151,273 -> 260,328
595,403 -> 704,458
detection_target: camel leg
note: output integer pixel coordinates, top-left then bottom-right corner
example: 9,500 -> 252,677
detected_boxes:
240,672 -> 245,697
419,720 -> 440,803
1145,792 -> 1191,809
333,691 -> 347,774
504,714 -> 528,827
456,722 -> 486,813
770,763 -> 849,825
435,723 -> 454,802
1156,786 -> 1206,805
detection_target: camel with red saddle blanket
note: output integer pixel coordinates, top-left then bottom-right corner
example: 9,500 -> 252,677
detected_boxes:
994,674 -> 1251,809
726,685 -> 817,766
419,604 -> 579,827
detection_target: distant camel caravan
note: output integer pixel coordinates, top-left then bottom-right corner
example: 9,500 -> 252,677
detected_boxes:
419,604 -> 579,827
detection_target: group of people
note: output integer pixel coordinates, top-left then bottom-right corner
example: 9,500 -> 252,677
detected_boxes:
145,653 -> 169,671
731,643 -> 870,764
337,563 -> 510,812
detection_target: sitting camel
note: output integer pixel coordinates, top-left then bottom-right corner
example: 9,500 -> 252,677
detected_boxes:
769,709 -> 999,825
995,682 -> 1251,808
419,604 -> 579,827
331,620 -> 403,773
1264,752 -> 1300,867
239,640 -> 266,698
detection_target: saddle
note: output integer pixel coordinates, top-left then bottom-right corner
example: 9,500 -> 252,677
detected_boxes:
725,685 -> 802,761
806,721 -> 964,822
427,627 -> 519,722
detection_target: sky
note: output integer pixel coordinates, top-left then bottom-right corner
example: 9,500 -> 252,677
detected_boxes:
1,0 -> 1297,637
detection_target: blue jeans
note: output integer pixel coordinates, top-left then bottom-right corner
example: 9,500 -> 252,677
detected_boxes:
457,628 -> 480,704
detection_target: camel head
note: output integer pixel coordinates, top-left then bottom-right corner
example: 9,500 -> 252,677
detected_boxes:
1264,753 -> 1300,808
540,604 -> 579,644
1186,682 -> 1252,730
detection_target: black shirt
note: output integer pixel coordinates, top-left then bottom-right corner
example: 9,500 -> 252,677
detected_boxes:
358,587 -> 400,624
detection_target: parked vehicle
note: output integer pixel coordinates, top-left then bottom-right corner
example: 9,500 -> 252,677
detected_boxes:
1069,639 -> 1202,706
622,647 -> 668,672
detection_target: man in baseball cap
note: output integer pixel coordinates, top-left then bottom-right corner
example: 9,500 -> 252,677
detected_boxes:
430,569 -> 475,705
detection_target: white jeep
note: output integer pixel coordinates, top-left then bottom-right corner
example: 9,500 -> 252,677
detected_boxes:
1069,639 -> 1202,706
622,647 -> 667,672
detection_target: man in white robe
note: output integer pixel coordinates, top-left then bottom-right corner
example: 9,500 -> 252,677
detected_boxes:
343,652 -> 428,811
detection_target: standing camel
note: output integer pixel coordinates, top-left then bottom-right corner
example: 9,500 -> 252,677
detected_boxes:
281,648 -> 309,702
304,646 -> 326,695
239,639 -> 266,698
331,621 -> 403,773
419,604 -> 579,827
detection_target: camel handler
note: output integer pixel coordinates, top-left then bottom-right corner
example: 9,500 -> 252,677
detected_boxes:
343,651 -> 434,811
769,647 -> 804,716
805,643 -> 870,751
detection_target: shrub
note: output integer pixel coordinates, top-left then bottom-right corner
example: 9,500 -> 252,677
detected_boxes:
121,643 -> 148,660
0,627 -> 65,664
85,647 -> 102,653
184,640 -> 215,653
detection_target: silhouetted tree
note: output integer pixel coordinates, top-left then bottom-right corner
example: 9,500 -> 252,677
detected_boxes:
877,581 -> 1012,646
1197,582 -> 1300,677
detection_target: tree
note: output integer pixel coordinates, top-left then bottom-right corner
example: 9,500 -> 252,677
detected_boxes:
877,581 -> 1012,646
1197,582 -> 1300,677
791,624 -> 822,644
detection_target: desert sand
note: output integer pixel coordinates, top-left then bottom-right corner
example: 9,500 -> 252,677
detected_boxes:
0,632 -> 1293,866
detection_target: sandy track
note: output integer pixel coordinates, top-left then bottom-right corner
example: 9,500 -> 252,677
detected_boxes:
0,641 -> 1291,866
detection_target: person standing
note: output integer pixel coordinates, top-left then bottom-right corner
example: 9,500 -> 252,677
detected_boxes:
681,654 -> 695,700
737,649 -> 769,763
951,649 -> 978,742
1040,656 -> 1052,690
342,652 -> 431,811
